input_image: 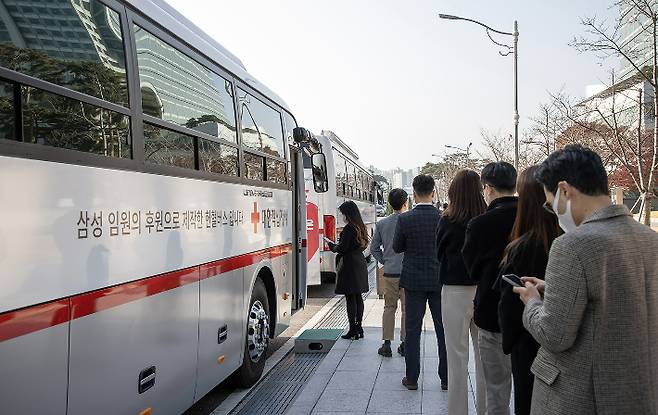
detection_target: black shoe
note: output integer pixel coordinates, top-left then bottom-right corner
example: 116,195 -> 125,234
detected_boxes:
357,325 -> 364,339
397,342 -> 405,356
378,343 -> 392,357
341,328 -> 358,340
441,382 -> 448,391
401,377 -> 418,390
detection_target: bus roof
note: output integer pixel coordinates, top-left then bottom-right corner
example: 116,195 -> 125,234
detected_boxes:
126,0 -> 291,112
316,131 -> 371,174
321,130 -> 360,161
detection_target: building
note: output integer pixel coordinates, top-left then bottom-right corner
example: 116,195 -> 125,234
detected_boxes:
0,0 -> 125,73
618,3 -> 655,82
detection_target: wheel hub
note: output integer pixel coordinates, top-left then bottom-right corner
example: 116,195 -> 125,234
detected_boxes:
247,300 -> 269,362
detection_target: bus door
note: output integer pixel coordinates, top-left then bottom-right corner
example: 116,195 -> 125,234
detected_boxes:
304,174 -> 322,286
291,146 -> 307,310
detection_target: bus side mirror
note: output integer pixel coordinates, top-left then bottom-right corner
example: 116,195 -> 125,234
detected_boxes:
293,127 -> 311,143
311,153 -> 329,193
293,127 -> 321,153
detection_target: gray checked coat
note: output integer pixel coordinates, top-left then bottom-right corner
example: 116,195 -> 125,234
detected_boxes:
523,204 -> 658,415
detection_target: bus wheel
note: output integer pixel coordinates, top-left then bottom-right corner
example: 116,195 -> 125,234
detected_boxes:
234,278 -> 270,387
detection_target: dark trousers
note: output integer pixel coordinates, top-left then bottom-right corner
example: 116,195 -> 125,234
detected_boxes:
511,332 -> 540,415
345,293 -> 364,329
404,288 -> 448,384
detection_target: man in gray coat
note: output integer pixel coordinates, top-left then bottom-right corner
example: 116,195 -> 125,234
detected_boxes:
514,145 -> 658,415
371,188 -> 408,357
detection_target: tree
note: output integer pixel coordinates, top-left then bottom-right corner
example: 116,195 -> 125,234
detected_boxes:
477,129 -> 543,171
568,0 -> 658,225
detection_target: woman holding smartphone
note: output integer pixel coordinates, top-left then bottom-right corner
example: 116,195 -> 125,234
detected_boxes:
437,170 -> 487,414
497,165 -> 560,415
327,201 -> 370,340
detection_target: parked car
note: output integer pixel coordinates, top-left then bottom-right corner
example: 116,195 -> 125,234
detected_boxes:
376,204 -> 386,217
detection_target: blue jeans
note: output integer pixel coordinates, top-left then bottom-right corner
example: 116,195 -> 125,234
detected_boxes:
404,288 -> 448,384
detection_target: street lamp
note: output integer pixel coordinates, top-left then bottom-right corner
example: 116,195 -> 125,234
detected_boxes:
438,13 -> 519,171
445,142 -> 472,161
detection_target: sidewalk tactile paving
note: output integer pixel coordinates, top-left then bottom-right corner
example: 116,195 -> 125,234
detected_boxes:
284,298 -> 482,414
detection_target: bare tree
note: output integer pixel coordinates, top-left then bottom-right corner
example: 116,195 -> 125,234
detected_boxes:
568,0 -> 658,225
527,102 -> 562,157
477,129 -> 543,170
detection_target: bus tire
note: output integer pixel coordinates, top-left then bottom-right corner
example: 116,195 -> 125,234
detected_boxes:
233,278 -> 270,388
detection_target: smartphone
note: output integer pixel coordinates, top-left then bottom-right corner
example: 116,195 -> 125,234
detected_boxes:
323,236 -> 335,244
501,274 -> 524,288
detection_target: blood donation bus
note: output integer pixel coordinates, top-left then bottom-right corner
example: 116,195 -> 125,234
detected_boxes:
0,0 -> 327,414
303,130 -> 382,284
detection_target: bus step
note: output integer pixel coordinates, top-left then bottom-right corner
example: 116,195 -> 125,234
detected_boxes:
293,329 -> 343,354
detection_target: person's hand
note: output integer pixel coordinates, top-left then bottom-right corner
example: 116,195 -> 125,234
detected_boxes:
521,277 -> 545,295
513,280 -> 542,305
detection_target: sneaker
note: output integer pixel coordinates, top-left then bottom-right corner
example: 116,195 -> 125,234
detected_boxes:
378,343 -> 392,357
397,342 -> 405,356
401,377 -> 418,390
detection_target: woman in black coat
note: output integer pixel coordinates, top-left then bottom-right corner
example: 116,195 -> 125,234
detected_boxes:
496,165 -> 560,415
328,201 -> 369,340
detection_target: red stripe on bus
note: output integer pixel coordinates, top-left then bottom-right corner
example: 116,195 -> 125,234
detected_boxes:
0,299 -> 70,342
199,244 -> 293,279
0,244 -> 293,342
70,267 -> 200,320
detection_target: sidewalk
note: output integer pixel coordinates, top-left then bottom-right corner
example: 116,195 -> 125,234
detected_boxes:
286,296 -> 482,415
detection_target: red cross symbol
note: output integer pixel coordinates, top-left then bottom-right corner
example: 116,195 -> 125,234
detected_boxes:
250,202 -> 260,233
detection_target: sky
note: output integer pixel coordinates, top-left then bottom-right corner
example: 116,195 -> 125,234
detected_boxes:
165,0 -> 616,170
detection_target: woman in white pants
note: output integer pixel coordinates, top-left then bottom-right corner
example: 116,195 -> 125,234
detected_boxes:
437,170 -> 487,415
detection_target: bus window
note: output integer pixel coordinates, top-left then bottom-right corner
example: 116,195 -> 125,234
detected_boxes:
23,86 -> 131,158
199,139 -> 239,176
356,170 -> 363,199
244,152 -> 265,181
334,152 -> 346,196
0,0 -> 129,107
144,124 -> 195,169
348,162 -> 357,198
301,145 -> 312,169
266,159 -> 287,184
237,89 -> 285,158
0,81 -> 15,140
134,25 -> 237,143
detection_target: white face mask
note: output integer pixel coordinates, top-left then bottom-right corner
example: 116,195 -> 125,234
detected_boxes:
552,188 -> 578,232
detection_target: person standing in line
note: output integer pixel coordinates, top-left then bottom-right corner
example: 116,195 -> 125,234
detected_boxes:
371,188 -> 409,357
513,145 -> 658,415
437,170 -> 487,415
462,161 -> 518,415
328,201 -> 370,340
496,166 -> 560,415
392,175 -> 447,391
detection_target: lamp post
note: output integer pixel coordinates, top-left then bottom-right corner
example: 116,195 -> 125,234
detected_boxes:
444,143 -> 472,168
439,14 -> 519,171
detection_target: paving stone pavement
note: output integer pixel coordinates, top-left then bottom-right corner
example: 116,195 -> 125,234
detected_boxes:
285,296 -> 500,414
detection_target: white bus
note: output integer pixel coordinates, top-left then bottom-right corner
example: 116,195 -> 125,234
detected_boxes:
0,1 -> 327,414
303,130 -> 383,285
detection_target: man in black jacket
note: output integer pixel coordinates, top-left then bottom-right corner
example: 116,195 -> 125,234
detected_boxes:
462,162 -> 517,415
393,175 -> 447,391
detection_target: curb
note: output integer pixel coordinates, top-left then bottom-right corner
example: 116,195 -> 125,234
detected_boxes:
211,295 -> 343,415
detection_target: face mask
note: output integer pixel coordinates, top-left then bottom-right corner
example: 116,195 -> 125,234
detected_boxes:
552,188 -> 578,232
